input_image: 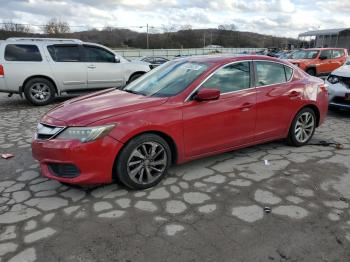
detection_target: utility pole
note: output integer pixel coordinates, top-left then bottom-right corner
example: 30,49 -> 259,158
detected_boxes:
146,23 -> 149,49
203,32 -> 206,48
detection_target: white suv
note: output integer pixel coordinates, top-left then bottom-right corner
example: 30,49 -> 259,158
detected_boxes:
0,38 -> 151,105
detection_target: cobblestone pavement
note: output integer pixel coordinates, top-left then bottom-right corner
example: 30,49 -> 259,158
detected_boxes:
1,93 -> 350,262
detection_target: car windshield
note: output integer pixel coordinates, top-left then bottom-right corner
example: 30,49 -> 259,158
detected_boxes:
291,50 -> 319,59
124,60 -> 211,97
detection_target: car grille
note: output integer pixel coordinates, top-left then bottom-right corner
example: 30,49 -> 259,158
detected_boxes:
340,77 -> 350,88
36,123 -> 65,140
48,163 -> 80,178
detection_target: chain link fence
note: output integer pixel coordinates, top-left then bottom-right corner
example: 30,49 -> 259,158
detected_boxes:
113,47 -> 264,60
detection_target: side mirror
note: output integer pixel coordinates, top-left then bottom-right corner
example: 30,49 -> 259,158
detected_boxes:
115,56 -> 120,63
319,55 -> 327,60
195,88 -> 220,101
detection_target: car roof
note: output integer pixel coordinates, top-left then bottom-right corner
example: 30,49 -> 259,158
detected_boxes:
177,54 -> 285,65
5,37 -> 82,44
3,38 -> 111,48
303,48 -> 345,51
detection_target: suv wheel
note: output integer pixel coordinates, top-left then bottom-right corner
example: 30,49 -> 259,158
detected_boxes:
116,134 -> 171,189
306,68 -> 316,76
287,108 -> 316,146
24,78 -> 56,106
128,73 -> 144,84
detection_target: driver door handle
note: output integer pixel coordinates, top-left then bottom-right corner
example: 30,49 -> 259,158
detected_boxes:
87,65 -> 96,69
239,102 -> 253,112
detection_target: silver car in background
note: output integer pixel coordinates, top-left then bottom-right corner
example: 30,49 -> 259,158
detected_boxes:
0,38 -> 151,105
326,58 -> 350,110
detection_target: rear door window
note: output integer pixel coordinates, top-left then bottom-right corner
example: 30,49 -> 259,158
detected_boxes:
47,45 -> 82,62
5,44 -> 42,62
255,61 -> 289,86
320,50 -> 332,60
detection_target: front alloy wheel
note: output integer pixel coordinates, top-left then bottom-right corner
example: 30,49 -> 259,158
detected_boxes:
127,142 -> 168,185
116,134 -> 171,189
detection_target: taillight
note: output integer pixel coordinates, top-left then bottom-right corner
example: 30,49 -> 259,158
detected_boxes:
319,84 -> 328,93
0,65 -> 4,77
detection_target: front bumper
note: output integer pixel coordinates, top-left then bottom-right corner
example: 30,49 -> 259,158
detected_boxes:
326,80 -> 350,109
32,135 -> 123,184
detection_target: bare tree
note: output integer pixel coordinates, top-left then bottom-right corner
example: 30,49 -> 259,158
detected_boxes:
103,26 -> 114,32
161,24 -> 177,33
218,24 -> 237,31
180,24 -> 192,31
44,18 -> 70,35
1,20 -> 31,33
148,27 -> 160,34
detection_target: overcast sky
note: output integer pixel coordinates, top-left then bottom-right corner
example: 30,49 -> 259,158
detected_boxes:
1,0 -> 349,37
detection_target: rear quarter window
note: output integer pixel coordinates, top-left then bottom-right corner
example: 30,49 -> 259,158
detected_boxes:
256,61 -> 289,86
5,44 -> 42,62
333,49 -> 345,58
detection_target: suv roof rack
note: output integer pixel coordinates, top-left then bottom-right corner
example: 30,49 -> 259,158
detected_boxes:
6,37 -> 82,43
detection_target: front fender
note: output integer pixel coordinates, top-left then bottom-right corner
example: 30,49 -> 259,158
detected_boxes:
92,104 -> 185,163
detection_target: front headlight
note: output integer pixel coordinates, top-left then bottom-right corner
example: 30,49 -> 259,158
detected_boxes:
56,124 -> 115,143
327,75 -> 340,84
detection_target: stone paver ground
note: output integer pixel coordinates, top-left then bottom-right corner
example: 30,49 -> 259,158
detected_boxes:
1,93 -> 350,262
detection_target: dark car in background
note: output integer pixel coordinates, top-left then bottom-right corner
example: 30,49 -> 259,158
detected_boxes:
139,56 -> 169,68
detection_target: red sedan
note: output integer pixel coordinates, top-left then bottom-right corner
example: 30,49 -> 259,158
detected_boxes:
32,55 -> 328,189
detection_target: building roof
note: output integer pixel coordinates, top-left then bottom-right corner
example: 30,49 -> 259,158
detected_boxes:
299,28 -> 349,37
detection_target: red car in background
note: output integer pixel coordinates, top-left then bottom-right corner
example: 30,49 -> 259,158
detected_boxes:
32,55 -> 328,189
288,48 -> 348,76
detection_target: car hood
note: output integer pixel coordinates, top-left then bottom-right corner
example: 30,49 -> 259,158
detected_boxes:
331,64 -> 350,77
43,89 -> 168,126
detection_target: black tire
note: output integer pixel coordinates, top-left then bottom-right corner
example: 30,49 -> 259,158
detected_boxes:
128,73 -> 144,84
116,134 -> 172,190
23,78 -> 56,106
287,107 -> 316,147
306,68 -> 316,76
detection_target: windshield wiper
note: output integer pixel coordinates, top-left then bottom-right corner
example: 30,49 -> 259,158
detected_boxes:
123,89 -> 145,96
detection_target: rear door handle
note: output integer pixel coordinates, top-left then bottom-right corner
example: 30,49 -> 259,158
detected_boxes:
239,102 -> 253,112
87,65 -> 96,69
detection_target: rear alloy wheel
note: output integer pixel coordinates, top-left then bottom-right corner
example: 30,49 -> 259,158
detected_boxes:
116,134 -> 171,189
24,78 -> 56,106
287,108 -> 316,146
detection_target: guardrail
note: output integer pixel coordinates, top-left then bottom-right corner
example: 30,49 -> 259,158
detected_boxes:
113,48 -> 264,59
